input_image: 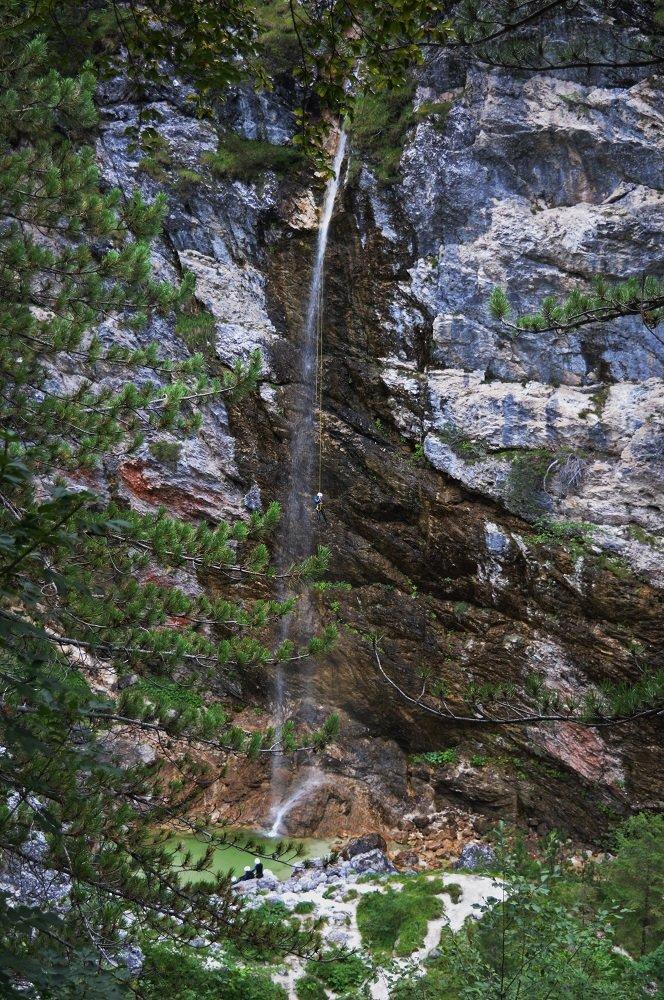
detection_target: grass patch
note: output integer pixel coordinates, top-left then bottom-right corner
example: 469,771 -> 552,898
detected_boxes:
627,524 -> 660,548
590,384 -> 610,414
175,307 -> 216,353
349,82 -> 416,185
415,99 -> 454,130
436,426 -> 487,463
527,517 -> 594,554
149,440 -> 181,465
343,888 -> 359,902
256,0 -> 301,75
203,134 -> 304,180
174,166 -> 203,190
596,554 -> 634,581
136,127 -> 173,183
293,900 -> 316,915
357,880 -> 444,956
445,882 -> 462,904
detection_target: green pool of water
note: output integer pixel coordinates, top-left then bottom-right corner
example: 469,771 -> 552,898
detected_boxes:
165,827 -> 332,883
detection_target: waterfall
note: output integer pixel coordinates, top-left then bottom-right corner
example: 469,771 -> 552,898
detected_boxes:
268,131 -> 347,836
280,129 -> 347,565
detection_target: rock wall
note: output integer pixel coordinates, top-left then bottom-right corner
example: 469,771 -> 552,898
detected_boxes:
94,20 -> 663,845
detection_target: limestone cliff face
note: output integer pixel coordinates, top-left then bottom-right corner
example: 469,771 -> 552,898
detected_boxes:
95,32 -> 663,846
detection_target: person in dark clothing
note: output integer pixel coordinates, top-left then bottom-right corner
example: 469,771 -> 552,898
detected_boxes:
253,858 -> 264,878
235,866 -> 253,884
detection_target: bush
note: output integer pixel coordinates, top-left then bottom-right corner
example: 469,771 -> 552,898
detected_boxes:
293,900 -> 316,914
305,949 -> 372,993
296,975 -> 327,1000
139,942 -> 287,1000
357,881 -> 444,956
445,882 -> 462,904
204,134 -> 304,179
599,812 -> 664,956
149,440 -> 182,464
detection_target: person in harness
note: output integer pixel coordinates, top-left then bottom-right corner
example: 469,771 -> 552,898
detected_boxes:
313,491 -> 327,522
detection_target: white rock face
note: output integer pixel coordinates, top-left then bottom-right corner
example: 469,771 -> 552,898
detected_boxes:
179,249 -> 279,370
424,372 -> 663,533
372,46 -> 664,591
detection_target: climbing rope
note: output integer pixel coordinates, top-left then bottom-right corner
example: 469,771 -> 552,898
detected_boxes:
315,279 -> 325,495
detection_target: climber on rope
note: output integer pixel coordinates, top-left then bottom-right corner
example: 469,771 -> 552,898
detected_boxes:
313,491 -> 327,523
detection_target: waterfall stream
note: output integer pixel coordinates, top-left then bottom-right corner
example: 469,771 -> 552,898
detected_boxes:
268,131 -> 347,836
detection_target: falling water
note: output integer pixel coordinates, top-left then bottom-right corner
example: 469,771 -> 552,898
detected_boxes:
267,771 -> 323,839
268,131 -> 347,836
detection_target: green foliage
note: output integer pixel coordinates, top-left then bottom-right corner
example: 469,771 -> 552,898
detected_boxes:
348,82 -> 417,184
0,27 -> 334,996
415,99 -> 454,129
204,134 -> 305,180
137,127 -> 174,182
293,900 -> 316,914
175,307 -> 217,353
596,553 -> 634,581
627,524 -> 661,548
411,748 -> 459,767
411,442 -> 426,464
599,813 -> 664,957
357,880 -> 444,956
528,517 -> 595,549
305,948 -> 372,993
256,0 -> 303,75
140,941 -> 288,1000
435,426 -> 486,463
445,882 -> 462,904
390,825 -> 655,999
489,275 -> 664,335
296,975 -> 327,1000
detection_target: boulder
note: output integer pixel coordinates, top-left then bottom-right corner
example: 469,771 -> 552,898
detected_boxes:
341,833 -> 388,860
455,842 -> 496,871
393,849 -> 421,870
339,849 -> 397,877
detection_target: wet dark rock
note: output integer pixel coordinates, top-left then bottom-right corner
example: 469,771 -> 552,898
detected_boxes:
243,483 -> 263,512
341,833 -> 388,860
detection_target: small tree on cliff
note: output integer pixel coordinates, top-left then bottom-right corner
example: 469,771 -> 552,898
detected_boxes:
599,812 -> 664,958
0,31 -> 338,997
